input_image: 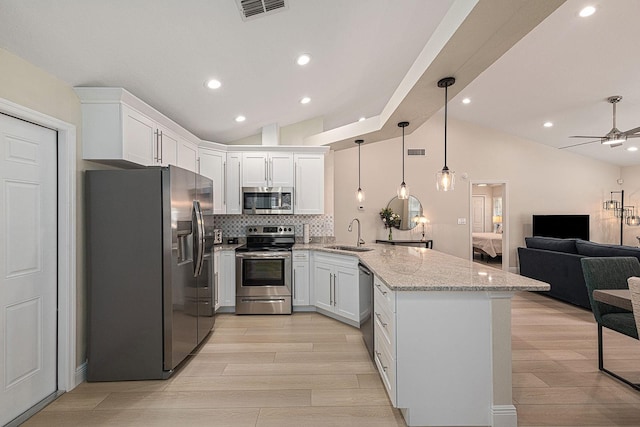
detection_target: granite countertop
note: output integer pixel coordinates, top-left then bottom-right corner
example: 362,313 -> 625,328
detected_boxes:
295,242 -> 550,292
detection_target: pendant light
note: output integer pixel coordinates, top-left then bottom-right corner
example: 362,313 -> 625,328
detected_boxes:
355,139 -> 365,203
436,77 -> 456,191
397,121 -> 410,199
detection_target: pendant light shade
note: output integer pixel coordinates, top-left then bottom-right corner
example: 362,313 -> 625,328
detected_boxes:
436,77 -> 455,191
355,139 -> 365,203
397,121 -> 410,199
603,192 -> 620,210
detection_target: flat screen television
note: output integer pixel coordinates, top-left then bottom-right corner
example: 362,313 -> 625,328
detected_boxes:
532,214 -> 589,241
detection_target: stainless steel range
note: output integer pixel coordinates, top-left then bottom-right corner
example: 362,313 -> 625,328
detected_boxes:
235,225 -> 295,314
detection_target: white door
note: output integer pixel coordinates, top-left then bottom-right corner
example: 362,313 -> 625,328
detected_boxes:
472,196 -> 485,233
0,113 -> 57,425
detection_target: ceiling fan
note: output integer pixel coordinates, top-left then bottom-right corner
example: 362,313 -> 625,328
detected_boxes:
560,96 -> 640,149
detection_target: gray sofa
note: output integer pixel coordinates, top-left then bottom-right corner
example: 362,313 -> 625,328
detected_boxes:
518,236 -> 640,309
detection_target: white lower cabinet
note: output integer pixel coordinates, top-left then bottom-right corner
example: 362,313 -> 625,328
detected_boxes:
373,276 -> 396,405
213,250 -> 221,312
292,250 -> 310,307
312,252 -> 359,324
219,249 -> 236,309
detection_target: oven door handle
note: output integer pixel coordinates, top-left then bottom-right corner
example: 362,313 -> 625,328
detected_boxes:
235,253 -> 291,259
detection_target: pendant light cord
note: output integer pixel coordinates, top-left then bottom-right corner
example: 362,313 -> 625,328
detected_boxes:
358,141 -> 361,188
401,125 -> 405,182
444,84 -> 448,168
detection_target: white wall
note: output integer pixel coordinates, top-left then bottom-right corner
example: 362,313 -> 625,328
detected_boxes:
0,47 -> 118,367
333,113 -> 621,268
620,165 -> 640,246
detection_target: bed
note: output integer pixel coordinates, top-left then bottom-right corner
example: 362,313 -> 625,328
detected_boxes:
472,232 -> 503,258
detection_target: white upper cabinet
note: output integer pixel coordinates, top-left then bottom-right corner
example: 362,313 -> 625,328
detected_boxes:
154,123 -> 178,167
199,148 -> 226,214
226,152 -> 243,215
75,87 -> 200,169
242,152 -> 293,187
294,153 -> 324,214
120,104 -> 155,165
178,138 -> 199,173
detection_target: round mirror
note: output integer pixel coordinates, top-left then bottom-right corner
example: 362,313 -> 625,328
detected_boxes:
386,195 -> 423,230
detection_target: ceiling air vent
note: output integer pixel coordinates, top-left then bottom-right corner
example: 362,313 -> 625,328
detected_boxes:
237,0 -> 288,21
407,148 -> 426,156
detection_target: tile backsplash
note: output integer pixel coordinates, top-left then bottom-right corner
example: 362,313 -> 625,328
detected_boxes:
213,214 -> 334,239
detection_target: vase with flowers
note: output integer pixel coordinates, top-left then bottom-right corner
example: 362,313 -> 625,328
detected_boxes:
380,207 -> 400,240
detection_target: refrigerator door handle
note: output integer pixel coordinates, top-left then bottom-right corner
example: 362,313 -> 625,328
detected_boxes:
192,200 -> 205,277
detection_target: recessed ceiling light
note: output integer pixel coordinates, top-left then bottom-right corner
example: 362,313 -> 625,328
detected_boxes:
235,115 -> 246,123
579,6 -> 596,17
543,121 -> 553,128
300,96 -> 311,104
358,117 -> 366,122
462,98 -> 471,104
296,54 -> 311,66
205,79 -> 221,89
477,184 -> 487,187
627,146 -> 638,152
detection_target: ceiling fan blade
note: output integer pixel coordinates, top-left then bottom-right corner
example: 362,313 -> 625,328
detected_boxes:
559,140 -> 600,149
569,135 -> 605,139
626,134 -> 640,139
623,126 -> 640,135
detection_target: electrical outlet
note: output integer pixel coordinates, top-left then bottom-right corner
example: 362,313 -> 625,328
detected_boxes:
457,218 -> 466,225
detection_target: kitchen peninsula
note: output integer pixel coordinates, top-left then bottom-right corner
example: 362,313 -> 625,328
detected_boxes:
301,243 -> 550,427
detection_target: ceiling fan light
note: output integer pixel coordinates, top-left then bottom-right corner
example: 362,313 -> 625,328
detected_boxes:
602,135 -> 627,145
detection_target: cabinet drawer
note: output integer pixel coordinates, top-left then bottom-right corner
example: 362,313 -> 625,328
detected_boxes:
292,250 -> 309,261
374,276 -> 395,312
374,334 -> 396,406
374,296 -> 395,349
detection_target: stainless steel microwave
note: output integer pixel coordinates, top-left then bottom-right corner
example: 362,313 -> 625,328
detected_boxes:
242,187 -> 294,215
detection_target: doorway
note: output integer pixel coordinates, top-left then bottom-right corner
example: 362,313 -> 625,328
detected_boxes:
0,98 -> 77,426
470,181 -> 508,271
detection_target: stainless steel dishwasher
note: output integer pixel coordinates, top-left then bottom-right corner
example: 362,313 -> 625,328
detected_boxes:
358,263 -> 374,361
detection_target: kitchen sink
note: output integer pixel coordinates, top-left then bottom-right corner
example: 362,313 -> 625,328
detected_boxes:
324,245 -> 373,252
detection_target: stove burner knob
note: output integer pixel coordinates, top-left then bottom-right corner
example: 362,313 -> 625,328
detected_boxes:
279,227 -> 283,232
288,227 -> 292,231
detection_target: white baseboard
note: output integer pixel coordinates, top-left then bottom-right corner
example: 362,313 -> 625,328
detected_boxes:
74,361 -> 87,388
492,404 -> 517,427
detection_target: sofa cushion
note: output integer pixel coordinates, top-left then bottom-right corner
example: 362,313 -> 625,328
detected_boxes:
576,240 -> 640,260
525,236 -> 579,254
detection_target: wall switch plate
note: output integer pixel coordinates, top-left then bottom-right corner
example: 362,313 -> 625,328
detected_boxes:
457,218 -> 466,225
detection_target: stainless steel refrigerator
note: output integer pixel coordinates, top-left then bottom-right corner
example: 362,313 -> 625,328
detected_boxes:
85,166 -> 214,381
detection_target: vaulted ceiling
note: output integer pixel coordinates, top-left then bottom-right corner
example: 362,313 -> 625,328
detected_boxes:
1,1 -> 638,166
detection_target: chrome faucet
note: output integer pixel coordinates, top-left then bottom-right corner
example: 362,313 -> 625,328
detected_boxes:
348,218 -> 365,247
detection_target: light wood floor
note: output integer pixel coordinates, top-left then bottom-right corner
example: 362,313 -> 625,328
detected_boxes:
24,292 -> 640,426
